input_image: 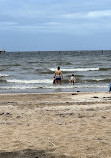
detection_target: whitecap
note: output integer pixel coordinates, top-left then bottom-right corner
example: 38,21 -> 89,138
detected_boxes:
7,79 -> 52,84
0,74 -> 9,77
49,67 -> 99,72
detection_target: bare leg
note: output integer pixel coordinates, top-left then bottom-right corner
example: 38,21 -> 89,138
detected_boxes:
56,80 -> 58,85
59,80 -> 62,85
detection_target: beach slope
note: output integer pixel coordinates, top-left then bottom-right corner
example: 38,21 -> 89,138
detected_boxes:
0,92 -> 111,158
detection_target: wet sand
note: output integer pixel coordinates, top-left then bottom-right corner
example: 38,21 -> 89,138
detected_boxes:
0,92 -> 111,158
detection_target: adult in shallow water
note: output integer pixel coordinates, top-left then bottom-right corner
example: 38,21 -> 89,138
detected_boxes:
54,66 -> 63,85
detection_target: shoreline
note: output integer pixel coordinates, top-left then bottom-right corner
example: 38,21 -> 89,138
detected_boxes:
0,92 -> 111,158
0,90 -> 109,95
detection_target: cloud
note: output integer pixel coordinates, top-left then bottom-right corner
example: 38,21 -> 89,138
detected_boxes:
88,10 -> 111,18
0,20 -> 109,36
60,10 -> 111,19
1,0 -> 111,36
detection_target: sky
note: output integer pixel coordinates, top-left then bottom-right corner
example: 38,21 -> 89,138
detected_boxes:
0,0 -> 111,51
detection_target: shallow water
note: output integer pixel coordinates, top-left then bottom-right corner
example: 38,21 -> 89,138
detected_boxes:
0,50 -> 111,93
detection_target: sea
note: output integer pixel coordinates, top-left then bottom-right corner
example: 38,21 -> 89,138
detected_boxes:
0,50 -> 111,93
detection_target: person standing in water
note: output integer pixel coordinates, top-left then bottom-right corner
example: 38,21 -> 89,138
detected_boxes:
55,66 -> 63,85
69,74 -> 76,85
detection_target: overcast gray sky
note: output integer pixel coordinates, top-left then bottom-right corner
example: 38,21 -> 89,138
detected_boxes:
0,0 -> 111,51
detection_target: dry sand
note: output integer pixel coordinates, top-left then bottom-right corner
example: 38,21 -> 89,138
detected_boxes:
0,92 -> 111,158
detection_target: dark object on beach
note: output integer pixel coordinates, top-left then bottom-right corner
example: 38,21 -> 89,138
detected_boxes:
0,112 -> 4,115
72,93 -> 77,95
77,91 -> 80,92
93,96 -> 99,98
102,116 -> 106,119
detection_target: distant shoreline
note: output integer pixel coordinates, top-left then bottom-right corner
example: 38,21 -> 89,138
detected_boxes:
6,50 -> 111,53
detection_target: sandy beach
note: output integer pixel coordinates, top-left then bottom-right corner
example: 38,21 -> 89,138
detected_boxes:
0,92 -> 111,158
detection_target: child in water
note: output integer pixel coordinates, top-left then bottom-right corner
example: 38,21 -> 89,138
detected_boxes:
53,76 -> 56,85
69,74 -> 76,85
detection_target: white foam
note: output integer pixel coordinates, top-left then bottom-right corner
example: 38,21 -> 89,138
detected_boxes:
0,74 -> 9,77
7,79 -> 52,84
0,84 -> 107,90
49,67 -> 99,72
44,84 -> 107,89
76,85 -> 107,88
0,86 -> 37,90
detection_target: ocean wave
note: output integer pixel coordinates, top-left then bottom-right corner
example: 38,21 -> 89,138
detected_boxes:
0,73 -> 9,77
45,84 -> 108,89
1,63 -> 21,67
0,86 -> 37,90
7,79 -> 52,84
49,67 -> 99,72
7,79 -> 76,84
5,77 -> 111,85
75,85 -> 107,88
0,84 -> 107,90
86,78 -> 111,83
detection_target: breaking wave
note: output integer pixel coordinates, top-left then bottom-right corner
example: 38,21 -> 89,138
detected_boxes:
0,73 -> 9,77
86,78 -> 111,83
49,67 -> 99,72
0,84 -> 107,90
7,79 -> 52,84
